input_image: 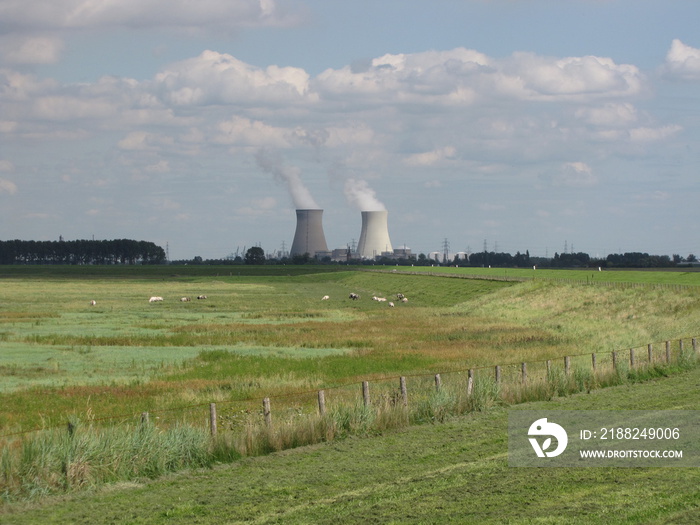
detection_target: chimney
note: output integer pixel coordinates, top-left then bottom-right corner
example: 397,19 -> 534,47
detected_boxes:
357,210 -> 393,259
290,209 -> 329,257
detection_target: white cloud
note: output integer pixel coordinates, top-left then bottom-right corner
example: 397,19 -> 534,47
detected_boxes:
549,162 -> 598,188
502,53 -> 642,101
0,35 -> 64,65
628,125 -> 682,142
214,116 -> 289,147
118,131 -> 173,151
404,146 -> 456,167
154,50 -> 311,106
315,48 -> 642,105
663,39 -> 700,80
0,0 -> 301,32
575,102 -> 638,127
0,178 -> 18,195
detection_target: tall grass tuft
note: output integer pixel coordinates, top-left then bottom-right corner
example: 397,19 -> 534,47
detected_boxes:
1,419 -> 214,502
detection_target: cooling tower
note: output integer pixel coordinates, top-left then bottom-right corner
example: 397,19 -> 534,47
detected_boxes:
357,210 -> 393,259
290,209 -> 329,257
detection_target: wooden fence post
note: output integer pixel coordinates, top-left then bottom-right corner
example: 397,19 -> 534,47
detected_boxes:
263,397 -> 272,426
317,390 -> 326,416
612,351 -> 617,371
648,343 -> 653,363
591,353 -> 596,373
467,369 -> 474,396
693,338 -> 697,354
679,339 -> 684,356
141,412 -> 149,425
521,362 -> 527,384
630,348 -> 635,368
400,376 -> 408,407
209,403 -> 217,436
434,374 -> 442,392
546,360 -> 551,378
495,365 -> 501,384
362,381 -> 370,407
665,341 -> 671,363
564,356 -> 571,376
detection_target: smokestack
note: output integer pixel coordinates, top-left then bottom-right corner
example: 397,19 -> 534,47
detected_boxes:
290,209 -> 329,257
357,210 -> 393,259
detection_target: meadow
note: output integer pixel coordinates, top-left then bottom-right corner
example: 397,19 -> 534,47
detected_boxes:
1,265 -> 700,511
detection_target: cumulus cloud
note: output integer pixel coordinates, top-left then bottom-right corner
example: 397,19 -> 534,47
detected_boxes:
503,53 -> 642,100
315,47 -> 642,105
663,39 -> 700,80
154,50 -> 311,106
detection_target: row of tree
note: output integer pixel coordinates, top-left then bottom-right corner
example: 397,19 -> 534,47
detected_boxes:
0,239 -> 166,265
177,247 -> 697,269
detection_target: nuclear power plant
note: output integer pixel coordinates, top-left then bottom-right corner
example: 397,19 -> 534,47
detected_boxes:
288,208 -> 408,260
356,210 -> 393,259
290,209 -> 329,257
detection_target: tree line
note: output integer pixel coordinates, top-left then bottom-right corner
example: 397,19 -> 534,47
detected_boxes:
176,247 -> 697,269
0,239 -> 166,265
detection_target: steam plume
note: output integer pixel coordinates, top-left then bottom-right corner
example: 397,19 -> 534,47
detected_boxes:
344,178 -> 386,211
255,148 -> 319,209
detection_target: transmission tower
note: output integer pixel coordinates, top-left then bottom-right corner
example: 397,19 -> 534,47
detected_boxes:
442,238 -> 450,263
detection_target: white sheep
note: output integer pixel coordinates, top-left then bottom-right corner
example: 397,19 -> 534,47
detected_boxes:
149,296 -> 163,303
321,295 -> 330,301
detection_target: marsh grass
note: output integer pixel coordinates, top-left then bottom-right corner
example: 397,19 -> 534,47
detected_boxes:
2,348 -> 697,503
0,418 -> 216,502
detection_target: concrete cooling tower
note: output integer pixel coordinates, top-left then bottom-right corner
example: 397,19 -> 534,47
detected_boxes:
290,209 -> 329,257
357,210 -> 393,259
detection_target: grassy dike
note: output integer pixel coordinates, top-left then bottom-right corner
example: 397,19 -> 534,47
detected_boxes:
2,364 -> 700,524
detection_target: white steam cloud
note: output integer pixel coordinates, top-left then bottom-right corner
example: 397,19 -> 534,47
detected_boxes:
344,178 -> 386,211
255,149 -> 319,209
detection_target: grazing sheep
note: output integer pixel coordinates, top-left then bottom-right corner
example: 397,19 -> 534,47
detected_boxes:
197,295 -> 207,300
349,293 -> 360,300
149,296 -> 163,303
396,293 -> 405,300
89,300 -> 97,306
401,297 -> 408,303
322,295 -> 330,301
180,297 -> 191,302
388,302 -> 395,307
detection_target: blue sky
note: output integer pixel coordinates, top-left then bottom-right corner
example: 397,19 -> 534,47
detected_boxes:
1,0 -> 700,260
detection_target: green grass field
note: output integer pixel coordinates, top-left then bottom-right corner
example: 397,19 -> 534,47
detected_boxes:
1,265 -> 700,520
1,266 -> 699,432
3,360 -> 700,523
